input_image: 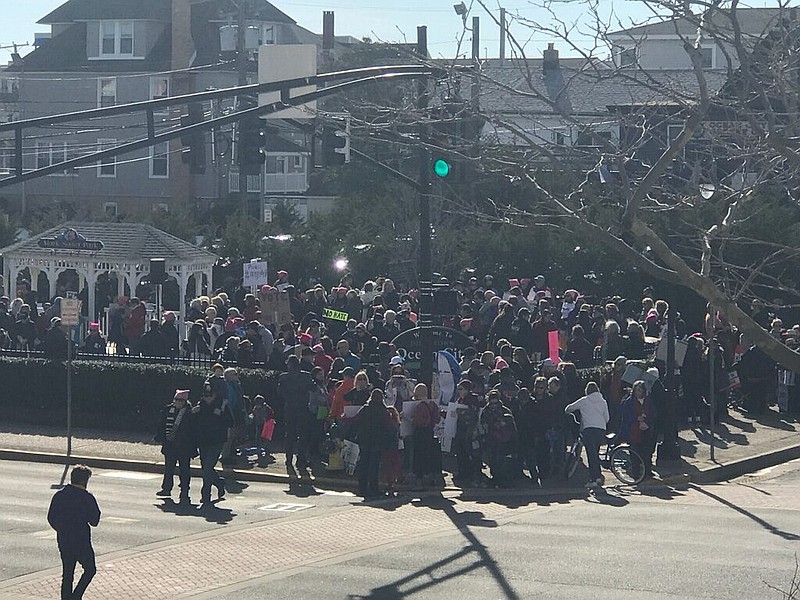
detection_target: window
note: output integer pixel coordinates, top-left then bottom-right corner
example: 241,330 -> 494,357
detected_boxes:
0,77 -> 19,98
98,78 -> 116,107
288,155 -> 303,173
259,25 -> 275,45
150,76 -> 169,115
100,21 -> 134,57
103,202 -> 118,217
150,142 -> 169,178
0,140 -> 12,173
97,138 -> 116,177
667,124 -> 686,157
618,47 -> 637,69
699,46 -> 715,69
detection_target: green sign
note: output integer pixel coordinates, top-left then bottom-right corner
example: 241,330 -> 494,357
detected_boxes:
323,308 -> 349,322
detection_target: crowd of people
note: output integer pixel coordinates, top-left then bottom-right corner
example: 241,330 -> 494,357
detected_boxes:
138,268 -> 796,501
2,267 -> 794,499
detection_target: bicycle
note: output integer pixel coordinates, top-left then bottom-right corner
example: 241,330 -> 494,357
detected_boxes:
564,422 -> 646,486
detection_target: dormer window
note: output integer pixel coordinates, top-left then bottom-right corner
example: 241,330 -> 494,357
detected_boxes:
101,21 -> 134,57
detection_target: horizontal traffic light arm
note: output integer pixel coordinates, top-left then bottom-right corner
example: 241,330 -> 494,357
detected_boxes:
0,67 -> 442,188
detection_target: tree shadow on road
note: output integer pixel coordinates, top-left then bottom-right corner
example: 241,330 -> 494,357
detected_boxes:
155,499 -> 235,525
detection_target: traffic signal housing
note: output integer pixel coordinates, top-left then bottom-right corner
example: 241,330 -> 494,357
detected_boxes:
180,102 -> 206,174
238,114 -> 267,176
322,120 -> 351,166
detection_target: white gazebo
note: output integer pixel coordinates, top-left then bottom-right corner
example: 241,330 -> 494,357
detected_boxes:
0,222 -> 217,332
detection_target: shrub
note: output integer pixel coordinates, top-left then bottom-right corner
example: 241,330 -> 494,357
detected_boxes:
0,358 -> 279,434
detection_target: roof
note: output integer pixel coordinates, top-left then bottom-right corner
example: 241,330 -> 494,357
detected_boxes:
0,222 -> 218,266
478,63 -> 730,116
39,0 -> 171,24
11,22 -> 171,73
608,7 -> 787,39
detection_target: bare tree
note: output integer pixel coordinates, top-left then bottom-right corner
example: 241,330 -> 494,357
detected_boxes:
430,0 -> 800,369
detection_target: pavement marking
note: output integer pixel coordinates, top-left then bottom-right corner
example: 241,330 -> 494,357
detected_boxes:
257,502 -> 315,512
97,471 -> 161,480
29,530 -> 54,540
103,516 -> 140,524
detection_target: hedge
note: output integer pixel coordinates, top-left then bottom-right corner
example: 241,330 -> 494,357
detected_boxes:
0,357 -> 279,434
0,357 -> 611,435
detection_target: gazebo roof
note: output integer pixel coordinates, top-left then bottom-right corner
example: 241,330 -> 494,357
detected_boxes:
0,222 -> 217,265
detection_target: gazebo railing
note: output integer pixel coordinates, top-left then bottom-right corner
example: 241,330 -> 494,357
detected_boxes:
0,348 -> 269,370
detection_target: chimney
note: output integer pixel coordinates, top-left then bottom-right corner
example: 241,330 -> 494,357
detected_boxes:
543,43 -> 559,71
171,0 -> 194,70
323,11 -> 335,51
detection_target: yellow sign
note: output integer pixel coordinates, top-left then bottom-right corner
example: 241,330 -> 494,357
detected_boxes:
323,308 -> 349,322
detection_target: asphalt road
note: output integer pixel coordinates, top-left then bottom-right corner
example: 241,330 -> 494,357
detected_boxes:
2,460 -> 800,599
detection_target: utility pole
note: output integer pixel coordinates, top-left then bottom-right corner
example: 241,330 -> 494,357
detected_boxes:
237,0 -> 249,214
417,26 -> 434,391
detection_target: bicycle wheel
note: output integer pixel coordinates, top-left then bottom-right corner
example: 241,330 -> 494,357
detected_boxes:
564,439 -> 583,479
609,445 -> 646,485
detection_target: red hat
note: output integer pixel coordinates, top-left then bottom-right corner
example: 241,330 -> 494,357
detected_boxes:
298,332 -> 313,346
89,322 -> 100,331
312,343 -> 324,352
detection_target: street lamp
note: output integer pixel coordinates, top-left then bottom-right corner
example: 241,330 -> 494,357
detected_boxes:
333,257 -> 349,272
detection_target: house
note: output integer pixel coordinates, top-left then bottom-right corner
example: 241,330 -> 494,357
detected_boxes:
0,0 -> 354,221
606,7 -> 794,70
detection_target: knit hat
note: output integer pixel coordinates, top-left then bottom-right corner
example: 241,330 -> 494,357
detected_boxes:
88,322 -> 100,331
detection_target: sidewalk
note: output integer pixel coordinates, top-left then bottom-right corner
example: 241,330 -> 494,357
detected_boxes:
0,406 -> 798,490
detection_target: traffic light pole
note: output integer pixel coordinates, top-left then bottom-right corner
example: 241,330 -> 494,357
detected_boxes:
417,26 -> 434,392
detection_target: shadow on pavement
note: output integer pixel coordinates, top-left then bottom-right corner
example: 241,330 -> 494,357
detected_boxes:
350,493 -> 521,600
155,499 -> 235,525
689,484 -> 800,541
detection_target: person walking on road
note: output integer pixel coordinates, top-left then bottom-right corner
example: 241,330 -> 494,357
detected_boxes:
155,389 -> 196,504
47,464 -> 101,600
193,380 -> 231,505
565,381 -> 610,489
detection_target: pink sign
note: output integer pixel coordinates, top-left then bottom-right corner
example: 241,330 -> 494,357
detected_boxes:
548,330 -> 561,365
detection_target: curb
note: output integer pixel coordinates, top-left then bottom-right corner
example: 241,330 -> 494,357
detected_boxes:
2,443 -> 798,492
687,442 -> 800,484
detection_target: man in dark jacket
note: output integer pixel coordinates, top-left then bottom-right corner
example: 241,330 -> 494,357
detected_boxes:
43,317 -> 70,361
193,381 -> 231,505
155,389 -> 196,504
279,355 -> 313,475
47,464 -> 101,600
352,389 -> 394,499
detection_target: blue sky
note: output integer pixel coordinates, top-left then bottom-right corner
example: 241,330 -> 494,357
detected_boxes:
0,1 -> 781,65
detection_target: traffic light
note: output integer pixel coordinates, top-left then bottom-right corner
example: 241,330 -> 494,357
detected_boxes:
180,102 -> 206,174
433,158 -> 451,178
238,114 -> 266,176
322,120 -> 350,166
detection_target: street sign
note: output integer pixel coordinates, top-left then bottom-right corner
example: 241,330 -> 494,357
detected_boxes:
243,260 -> 269,288
60,298 -> 81,326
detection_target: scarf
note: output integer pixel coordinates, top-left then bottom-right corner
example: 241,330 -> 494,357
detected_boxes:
166,405 -> 188,442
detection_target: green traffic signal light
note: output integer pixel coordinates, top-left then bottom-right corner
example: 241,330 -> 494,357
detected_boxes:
433,158 -> 451,178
